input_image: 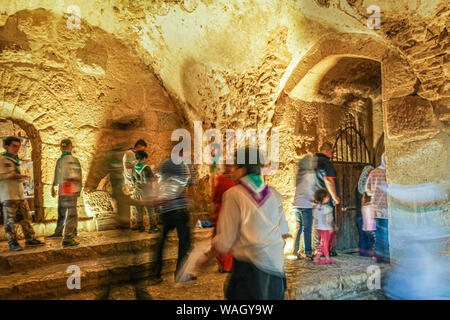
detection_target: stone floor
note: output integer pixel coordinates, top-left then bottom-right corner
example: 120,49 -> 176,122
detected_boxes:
0,228 -> 391,300
100,257 -> 389,300
60,254 -> 389,300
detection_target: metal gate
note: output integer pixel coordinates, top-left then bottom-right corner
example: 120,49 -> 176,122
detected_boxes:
332,126 -> 372,252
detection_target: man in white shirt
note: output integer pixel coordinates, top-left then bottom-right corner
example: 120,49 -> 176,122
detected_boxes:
0,136 -> 44,251
199,147 -> 290,300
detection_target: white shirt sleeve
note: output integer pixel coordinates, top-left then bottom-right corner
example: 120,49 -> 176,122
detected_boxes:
279,208 -> 289,236
212,189 -> 240,254
271,187 -> 289,235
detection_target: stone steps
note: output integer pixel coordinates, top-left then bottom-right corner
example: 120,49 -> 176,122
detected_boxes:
45,255 -> 391,300
0,228 -> 212,274
0,228 -> 392,300
0,228 -> 213,299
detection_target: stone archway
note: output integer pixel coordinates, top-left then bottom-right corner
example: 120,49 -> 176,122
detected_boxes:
0,8 -> 184,230
282,33 -> 417,100
0,101 -> 44,221
276,32 -> 447,259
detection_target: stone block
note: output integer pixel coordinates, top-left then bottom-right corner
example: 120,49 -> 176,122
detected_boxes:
41,157 -> 58,184
42,184 -> 58,207
385,95 -> 439,140
433,98 -> 450,126
384,134 -> 448,185
41,143 -> 61,159
382,54 -> 417,100
107,284 -> 137,300
156,111 -> 181,131
44,206 -> 58,220
142,109 -> 158,128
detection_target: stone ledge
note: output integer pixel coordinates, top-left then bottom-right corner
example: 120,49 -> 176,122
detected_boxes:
0,228 -> 213,274
0,229 -> 213,299
285,254 -> 391,300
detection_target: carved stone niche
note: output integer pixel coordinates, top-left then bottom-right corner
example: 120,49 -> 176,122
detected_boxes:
83,187 -> 119,231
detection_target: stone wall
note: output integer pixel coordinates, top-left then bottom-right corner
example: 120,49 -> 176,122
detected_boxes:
0,1 -> 447,258
0,9 -> 181,221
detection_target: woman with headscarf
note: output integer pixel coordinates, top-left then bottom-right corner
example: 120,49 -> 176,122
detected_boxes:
356,165 -> 374,256
365,154 -> 390,263
292,154 -> 318,260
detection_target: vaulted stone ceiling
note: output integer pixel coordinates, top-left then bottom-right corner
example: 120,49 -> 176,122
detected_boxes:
1,0 -> 448,131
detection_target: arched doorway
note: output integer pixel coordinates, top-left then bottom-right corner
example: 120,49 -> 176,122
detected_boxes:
280,34 -> 393,253
332,124 -> 373,251
0,117 -> 44,222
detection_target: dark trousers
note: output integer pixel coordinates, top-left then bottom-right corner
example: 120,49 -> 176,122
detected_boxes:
3,200 -> 35,245
293,208 -> 313,255
225,259 -> 286,300
356,216 -> 374,256
154,209 -> 191,278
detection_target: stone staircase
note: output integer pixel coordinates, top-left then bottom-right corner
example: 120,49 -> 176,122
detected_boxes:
0,228 -> 391,300
0,228 -> 213,299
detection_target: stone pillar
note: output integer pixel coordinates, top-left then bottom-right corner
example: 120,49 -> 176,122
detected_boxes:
381,52 -> 449,261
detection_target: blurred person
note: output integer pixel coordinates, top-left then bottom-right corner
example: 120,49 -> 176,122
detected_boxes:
198,147 -> 290,300
152,157 -> 196,284
0,136 -> 44,251
292,154 -> 317,261
108,145 -> 132,228
211,164 -> 236,273
123,139 -> 147,195
210,143 -> 222,175
361,192 -> 376,260
84,140 -> 160,229
49,139 -> 83,247
312,189 -> 337,265
355,165 -> 375,257
383,182 -> 449,300
314,142 -> 340,257
209,143 -> 223,200
131,150 -> 159,233
365,154 -> 389,263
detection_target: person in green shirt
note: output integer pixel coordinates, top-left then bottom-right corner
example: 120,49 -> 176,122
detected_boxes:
131,150 -> 159,233
0,136 -> 44,251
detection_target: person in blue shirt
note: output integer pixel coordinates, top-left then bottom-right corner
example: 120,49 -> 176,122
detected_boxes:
152,157 -> 196,284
